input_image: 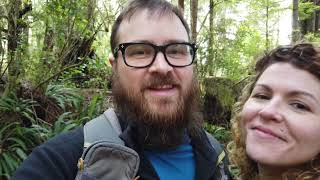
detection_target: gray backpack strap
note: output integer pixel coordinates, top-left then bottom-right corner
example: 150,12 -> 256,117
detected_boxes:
103,108 -> 122,135
205,131 -> 230,180
76,108 -> 140,180
83,108 -> 124,148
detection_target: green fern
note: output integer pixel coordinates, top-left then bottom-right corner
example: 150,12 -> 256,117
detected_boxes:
0,122 -> 44,179
0,93 -> 38,121
45,84 -> 83,111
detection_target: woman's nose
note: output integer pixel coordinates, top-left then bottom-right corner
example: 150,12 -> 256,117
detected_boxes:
258,98 -> 284,122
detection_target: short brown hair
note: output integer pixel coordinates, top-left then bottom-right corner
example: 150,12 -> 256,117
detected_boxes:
110,0 -> 190,56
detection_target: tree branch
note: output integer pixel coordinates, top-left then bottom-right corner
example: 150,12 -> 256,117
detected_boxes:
19,4 -> 32,18
34,62 -> 84,91
0,15 -> 8,20
197,0 -> 224,36
0,28 -> 8,33
35,21 -> 104,91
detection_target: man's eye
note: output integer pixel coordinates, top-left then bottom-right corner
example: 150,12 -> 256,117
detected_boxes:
167,46 -> 188,55
167,49 -> 179,54
127,49 -> 152,58
126,45 -> 153,58
130,50 -> 146,55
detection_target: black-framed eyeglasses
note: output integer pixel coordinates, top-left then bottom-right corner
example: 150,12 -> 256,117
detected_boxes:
113,42 -> 197,68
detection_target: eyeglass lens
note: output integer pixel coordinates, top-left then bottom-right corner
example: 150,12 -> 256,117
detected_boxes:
124,44 -> 193,67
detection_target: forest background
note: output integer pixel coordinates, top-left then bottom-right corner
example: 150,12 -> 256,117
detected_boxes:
0,0 -> 319,179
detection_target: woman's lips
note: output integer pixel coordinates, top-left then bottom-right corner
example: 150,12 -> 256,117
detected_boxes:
252,126 -> 286,142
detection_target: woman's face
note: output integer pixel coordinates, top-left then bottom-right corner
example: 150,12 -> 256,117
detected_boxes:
242,62 -> 320,168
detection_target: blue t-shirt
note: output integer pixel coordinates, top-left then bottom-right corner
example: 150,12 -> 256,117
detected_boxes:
144,140 -> 195,180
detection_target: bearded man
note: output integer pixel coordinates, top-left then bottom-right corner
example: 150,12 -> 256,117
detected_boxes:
12,0 -> 231,179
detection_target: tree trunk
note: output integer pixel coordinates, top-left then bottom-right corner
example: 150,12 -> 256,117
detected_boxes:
300,0 -> 318,35
311,1 -> 316,32
5,0 -> 22,96
87,0 -> 96,31
0,29 -> 3,65
190,0 -> 198,43
292,0 -> 300,42
178,0 -> 184,14
265,0 -> 270,51
315,11 -> 320,32
207,0 -> 214,76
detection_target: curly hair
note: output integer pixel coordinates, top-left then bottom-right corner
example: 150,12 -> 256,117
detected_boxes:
229,43 -> 320,180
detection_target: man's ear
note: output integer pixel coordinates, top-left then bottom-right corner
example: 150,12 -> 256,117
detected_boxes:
109,54 -> 116,70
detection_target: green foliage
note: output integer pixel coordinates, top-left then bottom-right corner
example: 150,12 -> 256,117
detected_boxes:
44,84 -> 109,124
299,2 -> 320,21
305,32 -> 320,43
58,56 -> 111,89
204,77 -> 238,110
45,84 -> 83,111
32,112 -> 78,139
81,57 -> 112,89
204,122 -> 231,144
0,85 -> 110,179
0,122 -> 44,179
75,94 -> 106,124
50,112 -> 77,137
0,93 -> 37,122
196,0 -> 278,81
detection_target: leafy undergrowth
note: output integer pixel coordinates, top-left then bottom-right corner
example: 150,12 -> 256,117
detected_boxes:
204,122 -> 231,145
0,85 -> 111,179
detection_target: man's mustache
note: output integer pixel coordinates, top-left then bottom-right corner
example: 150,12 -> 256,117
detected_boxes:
141,74 -> 180,90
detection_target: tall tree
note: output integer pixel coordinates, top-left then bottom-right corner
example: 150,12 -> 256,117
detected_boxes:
0,3 -> 6,73
207,0 -> 215,76
292,0 -> 300,42
190,0 -> 198,43
87,0 -> 96,31
265,0 -> 270,50
299,0 -> 320,35
178,0 -> 184,13
5,0 -> 22,96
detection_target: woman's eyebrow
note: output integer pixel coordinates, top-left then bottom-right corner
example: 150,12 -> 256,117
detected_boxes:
253,84 -> 271,91
289,90 -> 320,106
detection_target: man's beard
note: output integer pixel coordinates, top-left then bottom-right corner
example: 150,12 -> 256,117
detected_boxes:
112,70 -> 203,150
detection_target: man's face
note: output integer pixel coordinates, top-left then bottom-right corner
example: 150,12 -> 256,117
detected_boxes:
111,9 -> 195,128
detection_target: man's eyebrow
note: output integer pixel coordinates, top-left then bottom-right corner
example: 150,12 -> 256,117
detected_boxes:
163,39 -> 189,44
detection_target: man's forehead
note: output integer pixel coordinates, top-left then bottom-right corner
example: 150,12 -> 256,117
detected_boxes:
116,9 -> 188,44
123,8 -> 176,23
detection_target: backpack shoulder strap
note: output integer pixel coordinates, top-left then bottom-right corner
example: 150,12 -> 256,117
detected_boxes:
205,131 -> 225,165
83,108 -> 124,148
205,131 -> 230,180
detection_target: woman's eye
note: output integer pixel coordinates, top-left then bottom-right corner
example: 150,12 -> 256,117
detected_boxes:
291,102 -> 311,112
252,93 -> 270,100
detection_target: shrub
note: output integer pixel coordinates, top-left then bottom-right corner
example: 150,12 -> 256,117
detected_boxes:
0,122 -> 44,179
204,122 -> 231,145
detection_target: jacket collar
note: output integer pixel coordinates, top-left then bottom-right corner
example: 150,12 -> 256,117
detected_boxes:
117,114 -> 219,180
191,130 -> 218,180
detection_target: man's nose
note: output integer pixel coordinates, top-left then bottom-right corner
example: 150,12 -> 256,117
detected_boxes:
148,52 -> 173,74
258,98 -> 284,122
